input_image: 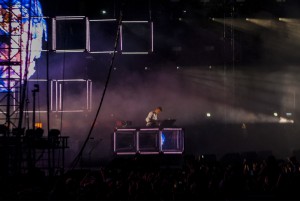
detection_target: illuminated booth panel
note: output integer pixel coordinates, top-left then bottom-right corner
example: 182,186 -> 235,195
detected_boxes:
114,128 -> 184,155
138,128 -> 160,154
113,129 -> 136,155
161,128 -> 184,154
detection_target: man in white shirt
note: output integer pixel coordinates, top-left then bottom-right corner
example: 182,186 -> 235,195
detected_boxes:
145,106 -> 162,127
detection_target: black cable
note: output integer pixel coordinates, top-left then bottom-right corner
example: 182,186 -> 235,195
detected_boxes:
70,10 -> 123,170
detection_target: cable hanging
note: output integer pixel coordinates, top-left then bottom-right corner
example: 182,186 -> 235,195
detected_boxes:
70,8 -> 123,170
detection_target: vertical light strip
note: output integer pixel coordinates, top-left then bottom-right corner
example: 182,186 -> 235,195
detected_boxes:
86,80 -> 88,110
182,130 -> 185,152
50,80 -> 53,111
159,130 -> 162,152
52,18 -> 56,50
91,81 -> 93,110
120,24 -> 123,51
151,21 -> 153,52
59,83 -> 62,111
55,80 -> 58,112
86,17 -> 90,51
177,130 -> 179,149
89,81 -> 92,110
113,131 -> 116,152
136,131 -> 139,153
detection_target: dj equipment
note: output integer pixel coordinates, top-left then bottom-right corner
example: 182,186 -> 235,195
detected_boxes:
158,119 -> 176,127
113,126 -> 184,155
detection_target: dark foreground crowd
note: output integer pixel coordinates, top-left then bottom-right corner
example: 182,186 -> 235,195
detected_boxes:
1,153 -> 300,200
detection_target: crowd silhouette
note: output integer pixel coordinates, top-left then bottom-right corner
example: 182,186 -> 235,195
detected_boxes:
1,152 -> 300,200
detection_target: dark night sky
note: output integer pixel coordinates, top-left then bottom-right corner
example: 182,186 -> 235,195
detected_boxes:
37,0 -> 300,67
28,0 -> 300,161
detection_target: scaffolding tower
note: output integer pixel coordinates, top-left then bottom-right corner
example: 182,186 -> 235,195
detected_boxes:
0,1 -> 69,177
0,0 -> 23,132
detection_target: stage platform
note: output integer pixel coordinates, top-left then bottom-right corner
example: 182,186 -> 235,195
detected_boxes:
113,127 -> 184,155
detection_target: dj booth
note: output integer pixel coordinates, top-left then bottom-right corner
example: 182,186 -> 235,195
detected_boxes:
113,127 -> 184,155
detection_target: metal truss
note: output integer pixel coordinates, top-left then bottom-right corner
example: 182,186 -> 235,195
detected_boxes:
0,1 -> 23,130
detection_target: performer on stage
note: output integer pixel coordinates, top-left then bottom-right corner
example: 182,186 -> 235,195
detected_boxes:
145,106 -> 162,127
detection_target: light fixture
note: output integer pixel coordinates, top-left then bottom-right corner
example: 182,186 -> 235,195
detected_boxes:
35,122 -> 42,128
